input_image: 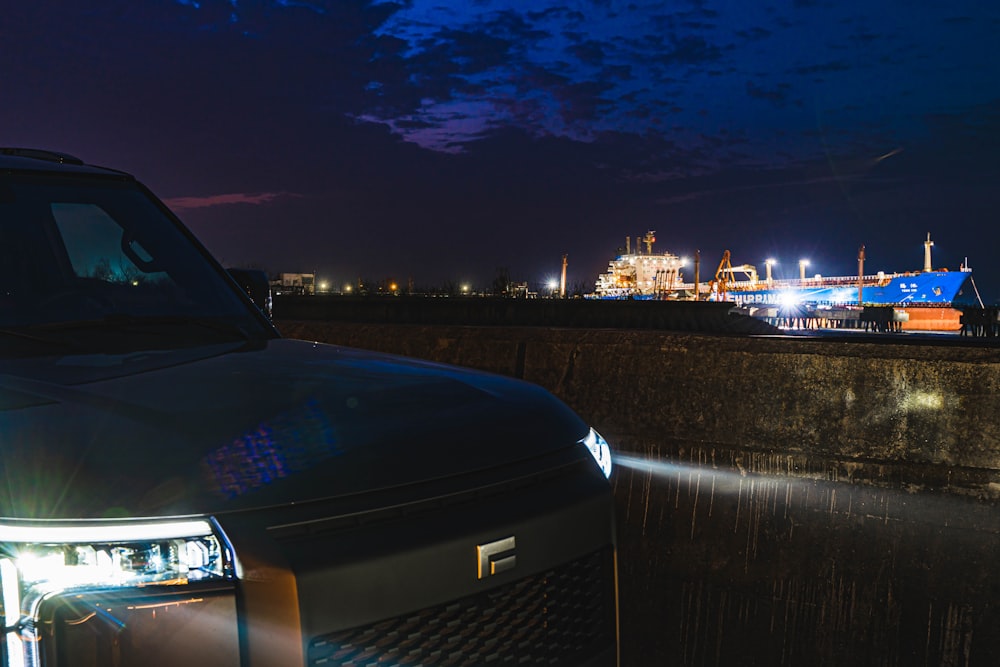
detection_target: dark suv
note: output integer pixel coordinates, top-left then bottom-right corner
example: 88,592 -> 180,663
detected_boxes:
0,148 -> 618,667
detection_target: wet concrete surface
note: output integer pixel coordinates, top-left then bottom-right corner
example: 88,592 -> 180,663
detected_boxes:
613,445 -> 1000,666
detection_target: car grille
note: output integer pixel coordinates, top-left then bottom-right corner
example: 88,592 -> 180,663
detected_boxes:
307,548 -> 614,666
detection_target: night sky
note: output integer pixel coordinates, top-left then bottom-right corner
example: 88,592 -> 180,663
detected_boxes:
5,1 -> 1000,299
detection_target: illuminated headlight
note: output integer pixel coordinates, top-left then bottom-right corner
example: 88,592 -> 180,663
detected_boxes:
580,427 -> 613,478
0,518 -> 234,666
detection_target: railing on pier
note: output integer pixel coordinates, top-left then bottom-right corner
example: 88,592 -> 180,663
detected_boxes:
960,307 -> 1000,337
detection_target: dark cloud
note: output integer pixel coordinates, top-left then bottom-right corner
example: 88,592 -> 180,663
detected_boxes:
3,0 -> 999,298
566,39 -> 607,66
660,35 -> 726,65
848,30 -> 883,45
528,6 -> 586,23
619,33 -> 725,68
789,60 -> 853,75
745,81 -> 792,106
649,9 -> 718,33
481,9 -> 552,43
552,81 -> 616,123
736,27 -> 772,41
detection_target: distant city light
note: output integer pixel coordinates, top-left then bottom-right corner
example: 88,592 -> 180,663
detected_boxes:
318,280 -> 329,292
461,284 -> 470,293
344,284 -> 352,293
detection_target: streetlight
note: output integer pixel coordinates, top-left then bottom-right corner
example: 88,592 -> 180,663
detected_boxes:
798,259 -> 810,281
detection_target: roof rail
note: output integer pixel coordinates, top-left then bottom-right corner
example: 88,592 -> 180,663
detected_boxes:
0,148 -> 85,165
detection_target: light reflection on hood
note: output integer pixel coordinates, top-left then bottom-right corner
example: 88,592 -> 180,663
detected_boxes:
201,398 -> 340,500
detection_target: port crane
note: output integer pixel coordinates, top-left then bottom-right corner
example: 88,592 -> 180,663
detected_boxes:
729,263 -> 758,284
708,251 -> 761,300
709,250 -> 732,301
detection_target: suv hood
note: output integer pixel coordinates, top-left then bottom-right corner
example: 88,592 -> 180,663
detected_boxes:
0,339 -> 587,519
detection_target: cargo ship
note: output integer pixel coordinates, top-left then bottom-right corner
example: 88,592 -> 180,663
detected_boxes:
591,232 -> 983,331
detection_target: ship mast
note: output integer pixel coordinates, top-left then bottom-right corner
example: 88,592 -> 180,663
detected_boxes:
923,233 -> 934,272
857,245 -> 865,306
693,250 -> 701,301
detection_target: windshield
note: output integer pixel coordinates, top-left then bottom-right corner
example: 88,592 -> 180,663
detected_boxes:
0,172 -> 274,354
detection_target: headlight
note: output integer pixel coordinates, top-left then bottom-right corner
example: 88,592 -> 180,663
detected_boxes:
580,427 -> 613,478
0,518 -> 235,667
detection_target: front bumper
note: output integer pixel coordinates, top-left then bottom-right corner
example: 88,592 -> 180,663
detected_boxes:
11,450 -> 618,667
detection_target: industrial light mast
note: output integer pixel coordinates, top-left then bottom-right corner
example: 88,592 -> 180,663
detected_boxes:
560,254 -> 567,299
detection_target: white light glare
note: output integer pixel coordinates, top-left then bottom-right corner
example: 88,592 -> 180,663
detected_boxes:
778,291 -> 799,308
581,427 -> 613,478
1,559 -> 22,667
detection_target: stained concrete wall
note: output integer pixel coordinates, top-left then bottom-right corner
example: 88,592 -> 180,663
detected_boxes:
277,320 -> 1000,666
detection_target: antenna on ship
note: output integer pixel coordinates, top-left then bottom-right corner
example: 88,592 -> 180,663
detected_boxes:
923,233 -> 934,272
694,250 -> 701,301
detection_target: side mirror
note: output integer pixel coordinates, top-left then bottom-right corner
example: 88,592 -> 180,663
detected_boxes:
227,268 -> 273,319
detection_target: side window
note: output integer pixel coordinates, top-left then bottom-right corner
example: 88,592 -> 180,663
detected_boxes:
50,203 -> 166,285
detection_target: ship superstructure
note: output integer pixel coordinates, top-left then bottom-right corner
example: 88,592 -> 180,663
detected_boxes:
593,231 -> 688,299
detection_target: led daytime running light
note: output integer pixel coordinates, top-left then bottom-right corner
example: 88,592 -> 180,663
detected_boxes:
580,427 -> 613,478
0,520 -> 213,544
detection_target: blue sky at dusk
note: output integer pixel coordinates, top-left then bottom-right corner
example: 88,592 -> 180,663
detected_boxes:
4,1 -> 999,297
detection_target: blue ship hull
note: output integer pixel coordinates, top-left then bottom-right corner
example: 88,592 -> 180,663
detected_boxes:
728,271 -> 977,308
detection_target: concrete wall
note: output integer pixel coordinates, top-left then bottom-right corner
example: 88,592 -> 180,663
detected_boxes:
277,320 -> 1000,666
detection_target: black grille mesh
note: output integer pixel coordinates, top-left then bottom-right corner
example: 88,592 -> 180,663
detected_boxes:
307,549 -> 613,666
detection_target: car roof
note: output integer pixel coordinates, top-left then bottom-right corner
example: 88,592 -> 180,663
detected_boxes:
0,148 -> 133,178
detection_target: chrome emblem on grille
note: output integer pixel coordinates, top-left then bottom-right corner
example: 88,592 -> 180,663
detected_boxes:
476,536 -> 517,579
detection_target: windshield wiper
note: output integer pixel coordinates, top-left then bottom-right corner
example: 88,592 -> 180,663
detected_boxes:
0,328 -> 83,352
